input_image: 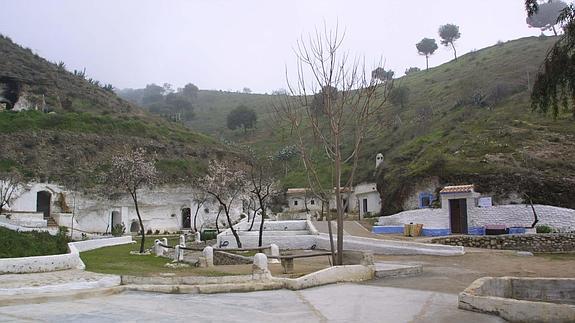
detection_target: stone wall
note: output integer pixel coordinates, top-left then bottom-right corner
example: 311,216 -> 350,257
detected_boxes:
432,233 -> 575,252
213,251 -> 253,265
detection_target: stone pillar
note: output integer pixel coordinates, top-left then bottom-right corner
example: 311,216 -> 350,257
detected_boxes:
361,251 -> 375,266
179,235 -> 186,247
194,231 -> 201,242
253,253 -> 269,274
174,245 -> 184,262
161,238 -> 169,253
270,244 -> 280,258
154,239 -> 164,256
202,246 -> 214,267
269,243 -> 280,264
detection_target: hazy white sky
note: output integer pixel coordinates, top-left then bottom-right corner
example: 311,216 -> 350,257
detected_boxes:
0,0 -> 548,93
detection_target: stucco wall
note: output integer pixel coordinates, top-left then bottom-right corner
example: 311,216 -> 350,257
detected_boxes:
7,182 -> 243,234
377,204 -> 575,232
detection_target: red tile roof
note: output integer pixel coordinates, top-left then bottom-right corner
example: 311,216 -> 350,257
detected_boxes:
440,185 -> 474,194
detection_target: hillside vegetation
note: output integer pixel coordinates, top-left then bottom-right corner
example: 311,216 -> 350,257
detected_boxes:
182,36 -> 575,212
0,35 -> 235,186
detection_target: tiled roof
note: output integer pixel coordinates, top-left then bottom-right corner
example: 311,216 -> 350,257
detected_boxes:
286,188 -> 310,194
440,185 -> 474,194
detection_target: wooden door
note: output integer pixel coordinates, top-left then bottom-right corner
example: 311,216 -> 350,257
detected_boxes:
449,199 -> 468,234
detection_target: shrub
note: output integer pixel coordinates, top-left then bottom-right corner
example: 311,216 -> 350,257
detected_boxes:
536,225 -> 553,233
154,229 -> 160,235
146,229 -> 153,235
111,223 -> 126,237
0,227 -> 69,258
201,229 -> 217,241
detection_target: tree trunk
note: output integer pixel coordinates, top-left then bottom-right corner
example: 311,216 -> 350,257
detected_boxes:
215,209 -> 222,234
335,137 -> 344,265
451,42 -> 457,60
132,191 -> 145,253
193,202 -> 202,232
425,55 -> 429,70
224,204 -> 242,248
326,200 -> 336,265
552,25 -> 558,36
258,201 -> 265,247
248,207 -> 259,231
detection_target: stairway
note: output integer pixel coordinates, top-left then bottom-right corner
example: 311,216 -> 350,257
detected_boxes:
46,217 -> 58,227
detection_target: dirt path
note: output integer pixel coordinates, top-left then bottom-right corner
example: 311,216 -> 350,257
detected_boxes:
366,250 -> 575,294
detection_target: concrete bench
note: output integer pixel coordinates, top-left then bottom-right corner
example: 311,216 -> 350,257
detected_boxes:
269,252 -> 332,274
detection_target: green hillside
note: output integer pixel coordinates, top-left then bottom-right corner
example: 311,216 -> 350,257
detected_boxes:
183,36 -> 575,212
0,34 -> 235,186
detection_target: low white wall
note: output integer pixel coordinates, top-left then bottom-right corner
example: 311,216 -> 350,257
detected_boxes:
0,214 -> 47,228
0,236 -> 133,274
377,208 -> 447,228
0,252 -> 84,274
277,265 -> 374,290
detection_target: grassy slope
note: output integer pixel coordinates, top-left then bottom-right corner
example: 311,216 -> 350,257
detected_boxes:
187,36 -> 575,211
0,35 -> 236,184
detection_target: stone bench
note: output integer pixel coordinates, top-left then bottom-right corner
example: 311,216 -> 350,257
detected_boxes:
269,252 -> 332,274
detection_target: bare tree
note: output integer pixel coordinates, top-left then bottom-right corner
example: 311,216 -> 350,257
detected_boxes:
0,171 -> 22,213
202,160 -> 246,248
247,157 -> 279,247
108,147 -> 157,253
191,184 -> 209,232
274,26 -> 392,265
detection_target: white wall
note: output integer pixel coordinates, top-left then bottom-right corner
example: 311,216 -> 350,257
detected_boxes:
378,204 -> 575,231
7,182 -> 244,234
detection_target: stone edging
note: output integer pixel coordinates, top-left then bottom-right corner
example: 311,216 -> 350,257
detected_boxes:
0,236 -> 133,274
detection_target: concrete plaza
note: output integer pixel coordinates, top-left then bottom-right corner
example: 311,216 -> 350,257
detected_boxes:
0,283 -> 502,322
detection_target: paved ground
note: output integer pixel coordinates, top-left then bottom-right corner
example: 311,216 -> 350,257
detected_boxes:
0,284 -> 503,322
0,270 -> 120,296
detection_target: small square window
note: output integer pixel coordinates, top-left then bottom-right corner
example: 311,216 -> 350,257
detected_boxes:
294,200 -> 298,206
310,200 -> 315,205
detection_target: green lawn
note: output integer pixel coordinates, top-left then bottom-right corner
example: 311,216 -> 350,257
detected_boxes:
80,236 -> 240,277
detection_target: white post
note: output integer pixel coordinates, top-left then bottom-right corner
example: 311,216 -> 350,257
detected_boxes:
194,231 -> 201,242
202,246 -> 214,267
269,244 -> 280,264
253,253 -> 269,277
154,239 -> 164,256
179,234 -> 186,247
161,238 -> 168,253
175,245 -> 184,262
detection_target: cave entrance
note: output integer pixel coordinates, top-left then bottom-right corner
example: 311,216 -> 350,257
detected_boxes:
36,191 -> 52,219
0,77 -> 23,110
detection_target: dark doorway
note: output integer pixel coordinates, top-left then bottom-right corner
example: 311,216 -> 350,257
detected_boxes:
130,221 -> 139,233
449,199 -> 468,234
181,208 -> 191,229
362,198 -> 368,214
36,191 -> 51,219
342,198 -> 349,213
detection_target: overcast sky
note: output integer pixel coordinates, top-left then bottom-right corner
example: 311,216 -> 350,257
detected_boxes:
0,0 -> 549,93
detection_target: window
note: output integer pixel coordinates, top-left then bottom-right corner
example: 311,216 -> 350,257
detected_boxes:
419,192 -> 433,208
294,200 -> 298,206
310,199 -> 315,205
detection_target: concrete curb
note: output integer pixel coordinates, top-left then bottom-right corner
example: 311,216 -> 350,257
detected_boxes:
0,286 -> 125,307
